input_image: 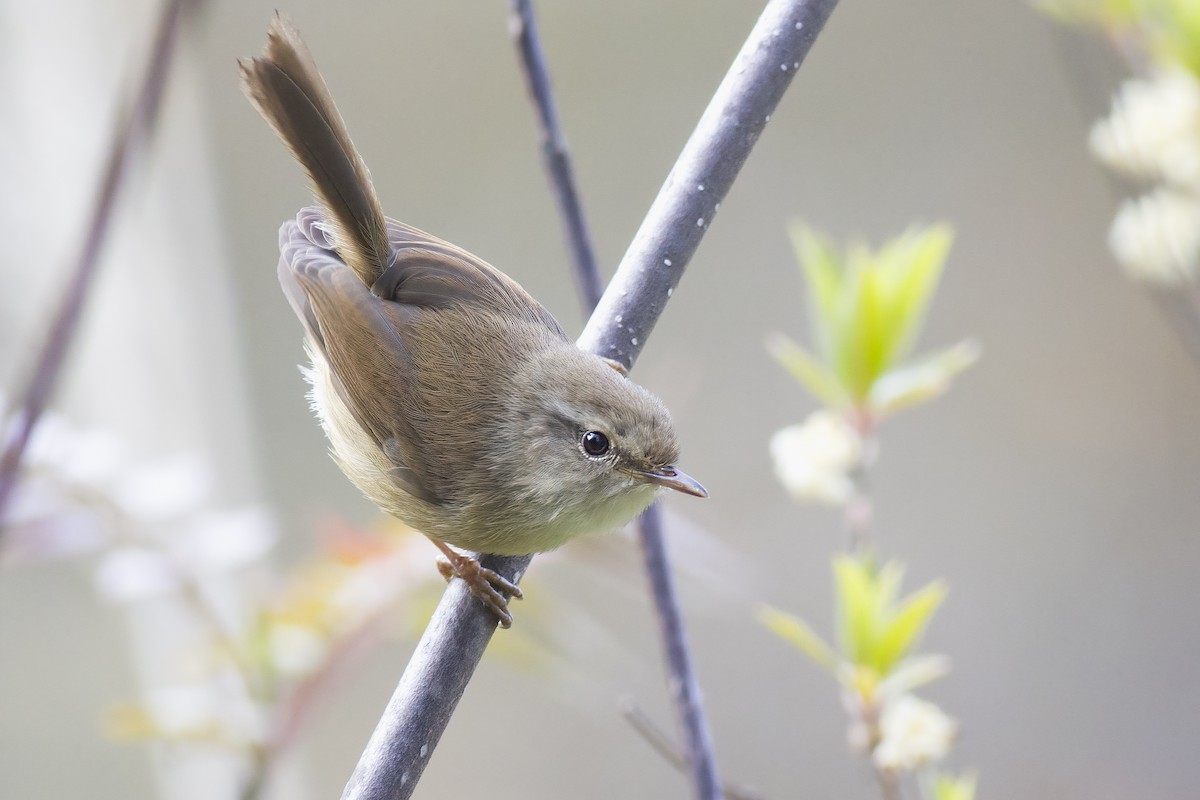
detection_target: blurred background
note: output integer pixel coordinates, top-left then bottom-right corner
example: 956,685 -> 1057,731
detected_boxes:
2,1 -> 1198,798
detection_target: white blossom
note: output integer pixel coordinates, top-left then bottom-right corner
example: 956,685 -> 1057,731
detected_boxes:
770,410 -> 862,505
1109,188 -> 1200,285
1091,68 -> 1200,188
142,678 -> 268,744
110,453 -> 214,521
55,428 -> 130,490
268,623 -> 329,677
18,411 -> 74,471
174,505 -> 278,572
94,547 -> 181,602
873,694 -> 957,772
144,684 -> 218,736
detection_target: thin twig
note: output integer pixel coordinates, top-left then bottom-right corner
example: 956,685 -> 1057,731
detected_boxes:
1150,288 -> 1200,376
876,768 -> 903,800
845,416 -> 876,553
0,0 -> 196,521
620,699 -> 765,800
840,423 -> 897,799
635,503 -> 722,797
509,1 -> 723,795
1047,24 -> 1200,379
339,2 -> 838,797
508,0 -> 604,315
246,590 -> 400,800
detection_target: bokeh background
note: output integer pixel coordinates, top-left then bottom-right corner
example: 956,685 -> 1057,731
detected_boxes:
3,1 -> 1199,798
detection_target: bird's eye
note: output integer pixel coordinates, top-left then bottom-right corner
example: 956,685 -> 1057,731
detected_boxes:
581,430 -> 610,457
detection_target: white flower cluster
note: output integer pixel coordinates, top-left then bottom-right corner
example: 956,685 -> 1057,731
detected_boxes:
769,410 -> 862,505
1092,68 -> 1200,187
1092,68 -> 1200,285
873,693 -> 957,772
2,394 -> 279,747
2,395 -> 277,584
1109,188 -> 1200,285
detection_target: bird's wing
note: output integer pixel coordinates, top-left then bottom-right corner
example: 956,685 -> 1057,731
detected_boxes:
278,217 -> 436,504
378,217 -> 569,339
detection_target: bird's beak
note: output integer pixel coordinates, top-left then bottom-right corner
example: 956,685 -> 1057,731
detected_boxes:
632,465 -> 708,498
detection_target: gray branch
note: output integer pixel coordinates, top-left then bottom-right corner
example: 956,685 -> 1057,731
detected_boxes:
510,0 -> 742,795
339,1 -> 838,798
635,503 -> 722,798
576,0 -> 836,364
508,0 -> 605,315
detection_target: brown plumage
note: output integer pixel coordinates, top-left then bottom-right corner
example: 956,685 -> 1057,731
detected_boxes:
241,17 -> 704,625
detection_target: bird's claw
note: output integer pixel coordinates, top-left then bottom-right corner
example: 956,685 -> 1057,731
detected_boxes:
437,555 -> 523,628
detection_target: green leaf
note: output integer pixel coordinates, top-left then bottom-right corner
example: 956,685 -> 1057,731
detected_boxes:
834,555 -> 876,664
788,222 -> 843,363
858,264 -> 890,397
832,554 -> 950,678
863,560 -> 906,670
1033,0 -> 1137,26
766,333 -> 850,409
787,222 -> 957,404
878,654 -> 952,699
1152,0 -> 1200,76
868,339 -> 980,417
827,262 -> 878,400
934,771 -> 978,800
756,604 -> 839,674
880,225 -> 954,366
875,579 -> 948,674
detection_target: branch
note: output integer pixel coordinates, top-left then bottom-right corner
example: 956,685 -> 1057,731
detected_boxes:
635,503 -> 722,796
508,0 -> 604,315
1150,287 -> 1200,377
0,0 -> 196,521
509,3 -> 722,794
339,1 -> 838,798
620,699 -> 765,800
575,0 -> 838,365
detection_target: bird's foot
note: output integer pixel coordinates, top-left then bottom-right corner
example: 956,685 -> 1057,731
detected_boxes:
435,547 -> 523,628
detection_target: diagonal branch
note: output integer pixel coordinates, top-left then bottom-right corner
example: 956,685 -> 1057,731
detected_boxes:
0,0 -> 197,521
509,2 -> 722,794
575,0 -> 836,364
339,1 -> 838,798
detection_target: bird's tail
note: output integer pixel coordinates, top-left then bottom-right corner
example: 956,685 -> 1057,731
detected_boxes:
240,15 -> 391,287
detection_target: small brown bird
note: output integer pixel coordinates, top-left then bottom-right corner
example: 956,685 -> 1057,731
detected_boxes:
240,17 -> 705,626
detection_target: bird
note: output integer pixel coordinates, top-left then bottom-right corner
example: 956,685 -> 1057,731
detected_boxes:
240,16 -> 705,626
